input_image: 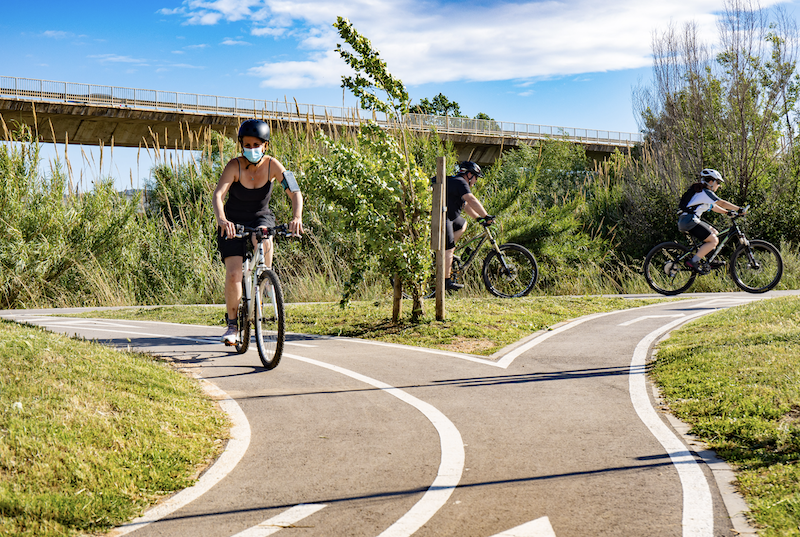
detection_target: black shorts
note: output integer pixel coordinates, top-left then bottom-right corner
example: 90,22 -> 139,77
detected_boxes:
687,220 -> 715,241
445,216 -> 466,250
217,214 -> 276,260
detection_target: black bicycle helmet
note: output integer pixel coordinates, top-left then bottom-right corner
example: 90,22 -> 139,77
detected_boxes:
458,161 -> 483,177
238,119 -> 270,143
699,168 -> 724,183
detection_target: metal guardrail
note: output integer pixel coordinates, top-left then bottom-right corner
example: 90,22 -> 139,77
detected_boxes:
0,75 -> 643,146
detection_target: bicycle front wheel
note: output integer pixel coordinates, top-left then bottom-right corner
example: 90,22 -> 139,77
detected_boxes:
730,239 -> 783,293
254,269 -> 285,370
643,242 -> 696,295
482,243 -> 539,298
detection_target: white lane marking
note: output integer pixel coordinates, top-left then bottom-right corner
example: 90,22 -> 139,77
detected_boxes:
231,504 -> 327,537
629,312 -> 716,537
618,314 -> 685,326
285,353 -> 465,537
490,516 -> 557,537
10,318 -> 318,348
493,310 -> 626,368
108,379 -> 251,536
13,321 -> 224,346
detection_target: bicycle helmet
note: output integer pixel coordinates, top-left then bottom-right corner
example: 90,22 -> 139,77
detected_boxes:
699,168 -> 724,184
238,119 -> 270,144
458,161 -> 484,177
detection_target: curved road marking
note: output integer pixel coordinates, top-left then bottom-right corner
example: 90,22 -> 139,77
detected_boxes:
108,379 -> 251,536
231,504 -> 327,536
629,311 -> 715,537
285,353 -> 465,537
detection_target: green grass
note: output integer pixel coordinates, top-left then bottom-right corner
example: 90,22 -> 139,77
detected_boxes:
63,296 -> 668,356
652,296 -> 800,536
0,321 -> 228,537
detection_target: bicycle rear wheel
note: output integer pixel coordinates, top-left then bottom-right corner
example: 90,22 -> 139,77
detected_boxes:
254,269 -> 285,369
235,294 -> 250,354
730,239 -> 783,293
643,242 -> 696,295
482,243 -> 538,298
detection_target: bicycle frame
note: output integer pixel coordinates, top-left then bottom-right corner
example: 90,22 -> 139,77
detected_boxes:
239,229 -> 277,324
453,225 -> 503,276
687,218 -> 749,268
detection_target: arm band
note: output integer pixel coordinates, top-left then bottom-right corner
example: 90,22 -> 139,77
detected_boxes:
281,171 -> 300,192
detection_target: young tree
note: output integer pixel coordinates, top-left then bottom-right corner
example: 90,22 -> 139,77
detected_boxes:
310,17 -> 431,322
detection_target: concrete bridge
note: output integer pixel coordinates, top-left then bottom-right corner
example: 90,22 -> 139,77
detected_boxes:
0,76 -> 642,166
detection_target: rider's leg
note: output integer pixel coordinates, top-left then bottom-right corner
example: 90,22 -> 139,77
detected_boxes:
696,234 -> 719,260
224,256 -> 244,321
261,236 -> 274,269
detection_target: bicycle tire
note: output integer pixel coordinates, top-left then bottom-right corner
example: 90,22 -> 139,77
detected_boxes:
643,242 -> 696,295
254,269 -> 285,370
481,243 -> 538,298
729,239 -> 783,293
234,293 -> 250,354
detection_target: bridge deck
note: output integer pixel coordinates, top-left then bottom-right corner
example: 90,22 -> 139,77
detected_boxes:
0,75 -> 641,163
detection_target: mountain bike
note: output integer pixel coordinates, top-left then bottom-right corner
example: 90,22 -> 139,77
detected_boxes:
228,224 -> 290,370
643,206 -> 783,295
428,219 -> 539,298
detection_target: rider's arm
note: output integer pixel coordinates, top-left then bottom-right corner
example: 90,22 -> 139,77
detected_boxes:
713,199 -> 740,213
462,193 -> 489,220
286,190 -> 304,235
213,160 -> 238,239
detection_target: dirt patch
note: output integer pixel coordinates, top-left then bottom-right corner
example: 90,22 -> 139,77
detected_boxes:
779,406 -> 800,425
439,337 -> 497,355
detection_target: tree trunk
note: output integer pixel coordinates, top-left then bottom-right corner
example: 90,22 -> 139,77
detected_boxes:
392,273 -> 402,323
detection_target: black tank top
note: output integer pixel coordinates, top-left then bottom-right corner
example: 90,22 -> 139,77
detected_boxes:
223,160 -> 274,223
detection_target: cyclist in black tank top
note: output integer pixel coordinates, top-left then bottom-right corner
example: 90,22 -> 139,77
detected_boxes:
212,119 -> 304,344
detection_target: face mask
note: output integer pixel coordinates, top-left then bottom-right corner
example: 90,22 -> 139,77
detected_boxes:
243,147 -> 263,164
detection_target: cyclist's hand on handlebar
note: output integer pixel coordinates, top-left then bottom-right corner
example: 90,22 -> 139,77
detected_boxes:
218,218 -> 237,239
478,215 -> 495,227
288,217 -> 304,237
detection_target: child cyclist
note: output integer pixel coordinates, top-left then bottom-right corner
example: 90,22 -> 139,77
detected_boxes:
677,168 -> 745,273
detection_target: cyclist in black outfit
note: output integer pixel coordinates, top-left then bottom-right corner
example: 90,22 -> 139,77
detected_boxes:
444,161 -> 493,290
213,119 -> 304,345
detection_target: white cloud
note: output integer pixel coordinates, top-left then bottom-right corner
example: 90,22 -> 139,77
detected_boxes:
221,38 -> 252,45
166,0 -> 793,88
89,54 -> 149,65
251,26 -> 287,37
42,30 -> 73,39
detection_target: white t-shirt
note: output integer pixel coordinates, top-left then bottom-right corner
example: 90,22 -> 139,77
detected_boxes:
685,188 -> 720,216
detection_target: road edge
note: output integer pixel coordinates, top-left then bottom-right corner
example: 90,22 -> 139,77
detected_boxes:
648,334 -> 759,537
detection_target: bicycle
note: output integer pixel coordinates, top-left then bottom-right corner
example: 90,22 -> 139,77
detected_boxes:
428,218 -> 539,298
643,206 -> 783,295
227,224 -> 291,370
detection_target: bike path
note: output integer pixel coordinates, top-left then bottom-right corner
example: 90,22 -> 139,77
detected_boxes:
2,293 -> 786,536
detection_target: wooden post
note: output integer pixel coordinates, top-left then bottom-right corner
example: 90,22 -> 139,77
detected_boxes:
431,157 -> 446,320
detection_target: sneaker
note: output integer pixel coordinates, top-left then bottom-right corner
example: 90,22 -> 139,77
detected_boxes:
445,278 -> 464,291
221,324 -> 238,346
684,259 -> 710,275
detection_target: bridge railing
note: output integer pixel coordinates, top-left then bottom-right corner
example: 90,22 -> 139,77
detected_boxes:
0,75 -> 643,146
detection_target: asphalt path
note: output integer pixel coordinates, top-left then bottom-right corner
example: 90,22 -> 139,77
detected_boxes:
4,292 -> 794,537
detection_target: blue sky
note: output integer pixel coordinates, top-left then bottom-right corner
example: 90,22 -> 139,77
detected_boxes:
2,0 -> 798,188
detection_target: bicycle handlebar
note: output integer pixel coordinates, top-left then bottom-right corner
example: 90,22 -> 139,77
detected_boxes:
230,224 -> 303,240
727,204 -> 751,219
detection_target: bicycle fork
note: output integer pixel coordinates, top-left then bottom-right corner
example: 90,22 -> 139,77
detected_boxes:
486,232 -> 511,273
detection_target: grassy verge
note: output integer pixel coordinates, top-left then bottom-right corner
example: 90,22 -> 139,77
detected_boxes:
0,321 -> 228,537
652,296 -> 800,536
63,296 -> 668,356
